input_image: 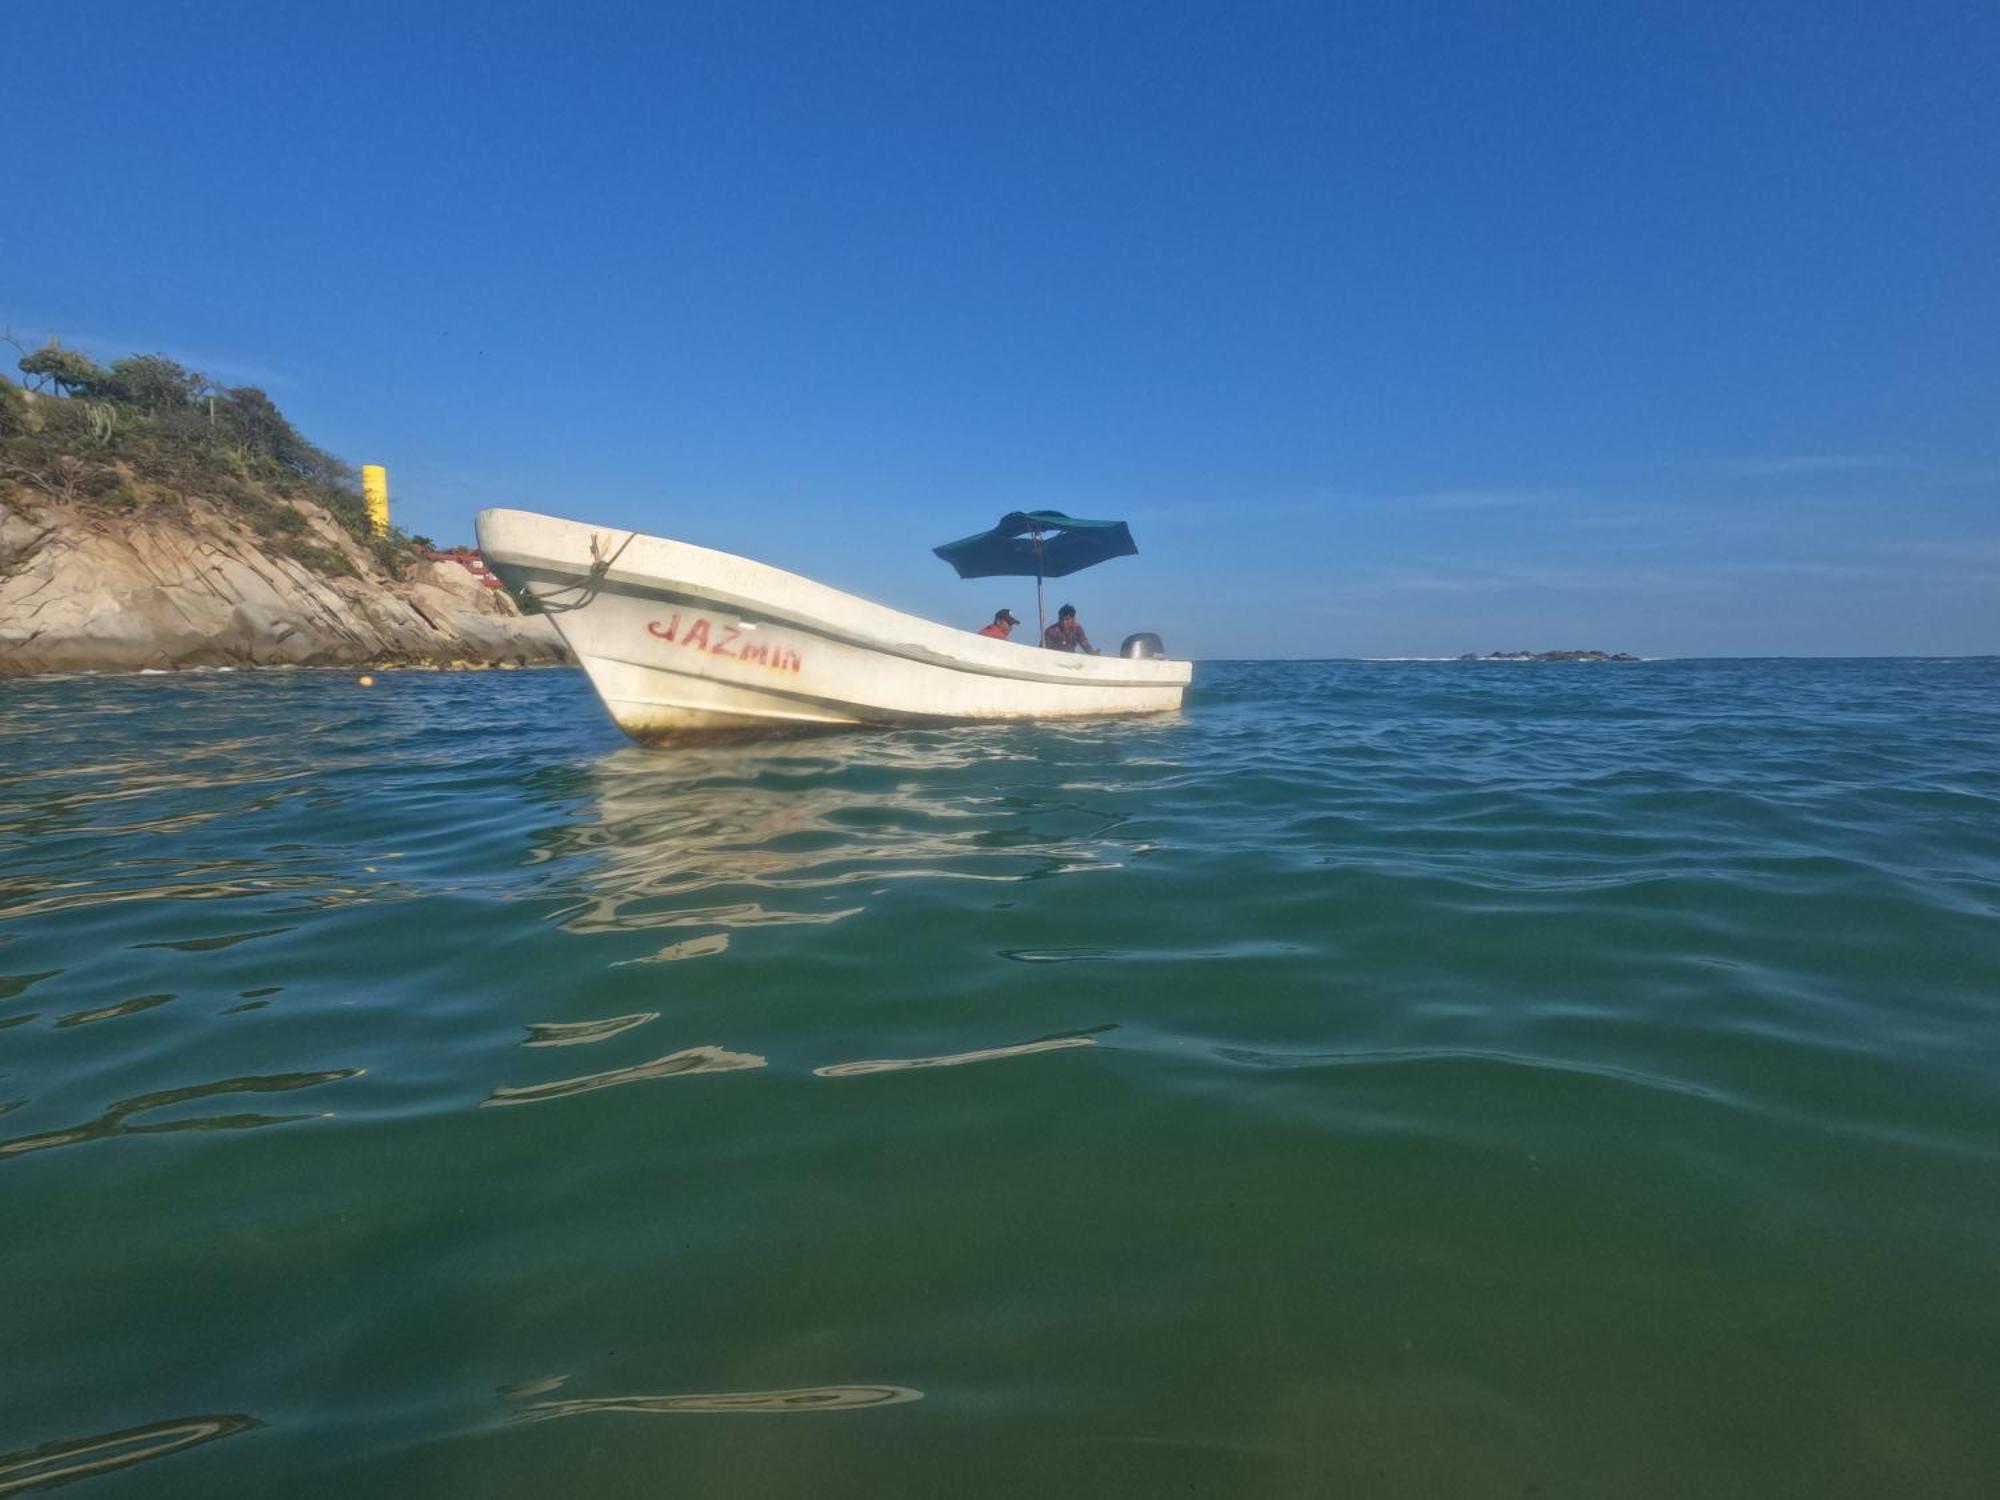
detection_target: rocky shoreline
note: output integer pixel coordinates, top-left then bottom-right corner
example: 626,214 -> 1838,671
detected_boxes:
0,492 -> 566,677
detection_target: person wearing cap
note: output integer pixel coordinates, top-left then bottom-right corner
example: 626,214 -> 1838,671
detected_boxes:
1042,603 -> 1097,654
977,608 -> 1021,640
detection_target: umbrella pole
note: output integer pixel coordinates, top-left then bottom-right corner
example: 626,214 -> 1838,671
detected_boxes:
1032,528 -> 1046,641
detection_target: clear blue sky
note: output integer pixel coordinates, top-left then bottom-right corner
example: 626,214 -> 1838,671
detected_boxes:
8,1 -> 1996,657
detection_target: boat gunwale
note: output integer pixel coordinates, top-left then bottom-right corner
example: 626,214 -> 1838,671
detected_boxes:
583,652 -> 1183,727
477,511 -> 1190,691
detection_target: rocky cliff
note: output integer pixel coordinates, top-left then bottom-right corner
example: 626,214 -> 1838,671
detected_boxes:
0,491 -> 565,675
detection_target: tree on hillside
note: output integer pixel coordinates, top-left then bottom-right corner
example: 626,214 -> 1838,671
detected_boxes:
17,340 -> 106,398
103,354 -> 207,413
217,386 -> 354,486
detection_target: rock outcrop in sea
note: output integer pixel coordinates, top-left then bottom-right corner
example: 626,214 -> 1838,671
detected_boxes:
1457,650 -> 1639,662
0,491 -> 563,675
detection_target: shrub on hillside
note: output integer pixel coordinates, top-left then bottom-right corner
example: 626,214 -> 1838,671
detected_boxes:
0,381 -> 29,440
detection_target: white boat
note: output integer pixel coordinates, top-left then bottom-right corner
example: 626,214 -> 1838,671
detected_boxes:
474,508 -> 1192,742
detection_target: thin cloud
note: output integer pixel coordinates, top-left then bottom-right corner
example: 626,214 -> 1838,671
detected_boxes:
1719,454 -> 1905,478
1393,487 -> 1573,512
1148,486 -> 1571,525
1317,552 -> 1951,608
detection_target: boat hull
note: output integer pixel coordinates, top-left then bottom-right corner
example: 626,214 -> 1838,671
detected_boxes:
474,509 -> 1191,742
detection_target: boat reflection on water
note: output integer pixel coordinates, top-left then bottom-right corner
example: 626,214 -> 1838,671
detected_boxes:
533,729 -> 1150,941
482,1046 -> 766,1107
0,1413 -> 258,1495
0,1070 -> 363,1160
513,1384 -> 923,1421
521,1013 -> 659,1047
814,1036 -> 1096,1078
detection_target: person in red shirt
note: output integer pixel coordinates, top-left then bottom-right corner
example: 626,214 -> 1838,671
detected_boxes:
1042,603 -> 1097,653
977,608 -> 1021,639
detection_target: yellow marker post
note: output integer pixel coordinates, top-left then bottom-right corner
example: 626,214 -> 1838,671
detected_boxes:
362,465 -> 390,539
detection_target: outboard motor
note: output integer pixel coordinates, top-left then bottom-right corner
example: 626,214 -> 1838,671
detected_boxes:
1120,632 -> 1166,659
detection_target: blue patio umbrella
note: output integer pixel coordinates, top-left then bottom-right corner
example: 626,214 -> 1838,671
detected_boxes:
932,510 -> 1139,637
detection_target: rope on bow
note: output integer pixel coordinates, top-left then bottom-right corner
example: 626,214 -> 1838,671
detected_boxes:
522,529 -> 639,615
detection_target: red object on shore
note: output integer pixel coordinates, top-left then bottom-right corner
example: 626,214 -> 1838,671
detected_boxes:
427,548 -> 508,585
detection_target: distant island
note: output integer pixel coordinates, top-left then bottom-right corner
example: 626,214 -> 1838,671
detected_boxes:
1,338 -> 562,675
1458,650 -> 1639,662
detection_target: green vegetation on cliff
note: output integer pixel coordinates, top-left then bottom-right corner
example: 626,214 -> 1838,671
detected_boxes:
1,338 -> 428,578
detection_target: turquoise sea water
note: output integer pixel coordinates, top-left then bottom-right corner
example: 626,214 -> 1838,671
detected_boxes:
2,659 -> 1997,1497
